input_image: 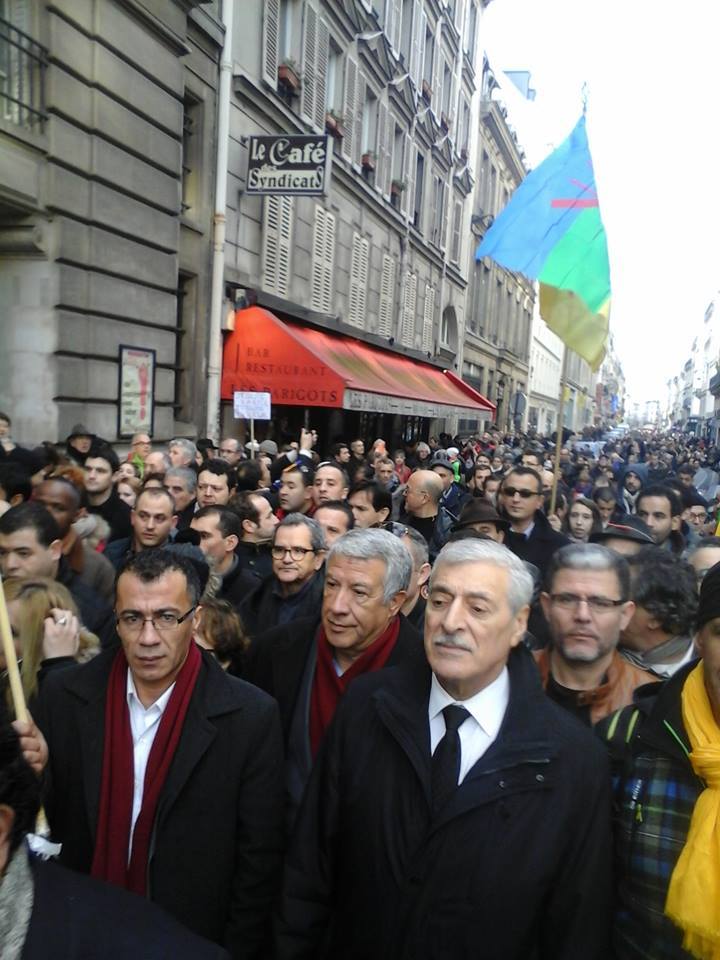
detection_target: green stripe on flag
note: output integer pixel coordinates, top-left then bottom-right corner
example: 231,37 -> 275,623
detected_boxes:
539,207 -> 610,314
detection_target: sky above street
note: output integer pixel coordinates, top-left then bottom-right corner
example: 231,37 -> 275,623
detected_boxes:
481,0 -> 720,407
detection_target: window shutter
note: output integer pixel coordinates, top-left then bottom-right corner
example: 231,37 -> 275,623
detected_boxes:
383,108 -> 394,196
414,6 -> 427,91
353,73 -> 365,167
422,284 -> 435,353
300,4 -> 317,126
262,196 -> 280,293
263,196 -> 293,296
321,211 -> 335,312
390,0 -> 402,51
432,40 -> 442,117
450,198 -> 462,264
400,133 -> 413,218
262,0 -> 280,87
277,197 -> 293,297
440,181 -> 449,251
310,206 -> 325,310
315,19 -> 329,130
376,100 -> 388,197
408,0 -> 420,86
405,142 -> 417,226
378,255 -> 395,336
342,56 -> 357,162
348,234 -> 370,326
401,272 -> 417,346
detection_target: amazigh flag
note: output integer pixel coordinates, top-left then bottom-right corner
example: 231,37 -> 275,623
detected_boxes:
475,115 -> 610,370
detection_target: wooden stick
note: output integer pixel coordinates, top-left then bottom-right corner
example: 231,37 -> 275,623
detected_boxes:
549,348 -> 569,517
0,573 -> 28,723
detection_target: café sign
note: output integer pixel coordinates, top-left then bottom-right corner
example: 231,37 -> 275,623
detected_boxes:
246,135 -> 332,196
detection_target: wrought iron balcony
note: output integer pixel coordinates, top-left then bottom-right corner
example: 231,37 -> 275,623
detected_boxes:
0,15 -> 47,132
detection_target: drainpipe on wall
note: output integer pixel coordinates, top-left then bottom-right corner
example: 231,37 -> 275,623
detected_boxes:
205,0 -> 234,440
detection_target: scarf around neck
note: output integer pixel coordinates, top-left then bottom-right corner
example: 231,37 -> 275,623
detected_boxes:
90,643 -> 201,895
665,661 -> 720,958
620,635 -> 694,673
309,617 -> 400,757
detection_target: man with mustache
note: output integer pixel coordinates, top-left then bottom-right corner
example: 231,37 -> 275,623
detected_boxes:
277,540 -> 613,959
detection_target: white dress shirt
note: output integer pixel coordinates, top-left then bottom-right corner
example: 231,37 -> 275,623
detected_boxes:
428,668 -> 510,784
126,672 -> 175,856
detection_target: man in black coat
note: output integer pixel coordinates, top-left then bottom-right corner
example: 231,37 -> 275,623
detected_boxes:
498,466 -> 569,578
0,714 -> 229,959
239,513 -> 326,638
277,539 -> 613,960
35,549 -> 285,959
190,505 -> 260,609
245,527 -> 422,818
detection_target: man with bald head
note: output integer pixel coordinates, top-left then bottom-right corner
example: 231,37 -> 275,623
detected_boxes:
403,469 -> 455,560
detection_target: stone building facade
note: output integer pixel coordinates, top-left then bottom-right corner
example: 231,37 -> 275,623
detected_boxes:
0,0 -> 221,445
219,0 -> 487,442
462,64 -> 534,435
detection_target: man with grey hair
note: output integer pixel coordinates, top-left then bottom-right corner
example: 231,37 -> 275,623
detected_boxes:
277,539 -> 613,960
143,450 -> 171,478
538,543 -> 650,725
245,528 -> 421,818
164,465 -> 197,529
168,437 -> 197,469
239,513 -> 326,637
218,437 -> 244,468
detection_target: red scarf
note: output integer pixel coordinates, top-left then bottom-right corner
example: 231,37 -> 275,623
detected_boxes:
309,617 -> 400,757
90,642 -> 201,895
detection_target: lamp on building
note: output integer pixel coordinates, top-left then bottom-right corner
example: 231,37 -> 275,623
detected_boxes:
470,213 -> 495,238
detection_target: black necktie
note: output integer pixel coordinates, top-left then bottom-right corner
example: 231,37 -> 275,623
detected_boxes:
431,704 -> 470,813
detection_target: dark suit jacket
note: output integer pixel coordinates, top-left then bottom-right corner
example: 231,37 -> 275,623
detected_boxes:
245,614 -> 423,743
277,647 -> 613,960
503,509 -> 570,578
35,647 -> 285,959
245,613 -> 423,822
22,855 -> 229,959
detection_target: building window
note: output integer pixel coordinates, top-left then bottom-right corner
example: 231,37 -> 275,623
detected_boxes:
401,271 -> 417,346
174,272 -> 196,423
326,38 -> 342,113
347,233 -> 369,326
310,205 -> 335,312
0,1 -> 46,131
378,254 -> 395,337
181,93 -> 202,217
361,83 -> 378,174
262,196 -> 294,298
422,284 -> 435,354
423,24 -> 433,88
413,150 -> 424,230
300,4 -> 329,130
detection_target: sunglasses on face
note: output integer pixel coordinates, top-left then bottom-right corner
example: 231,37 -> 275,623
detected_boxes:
502,486 -> 540,499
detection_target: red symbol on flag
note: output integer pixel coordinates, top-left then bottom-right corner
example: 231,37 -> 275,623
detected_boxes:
551,177 -> 598,209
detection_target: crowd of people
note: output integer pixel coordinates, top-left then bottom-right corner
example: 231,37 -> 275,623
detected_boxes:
2,408 -> 720,958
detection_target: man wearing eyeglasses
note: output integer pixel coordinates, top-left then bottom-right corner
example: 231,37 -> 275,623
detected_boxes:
238,513 -> 326,638
499,466 -> 569,578
536,543 -> 651,726
35,549 -> 284,957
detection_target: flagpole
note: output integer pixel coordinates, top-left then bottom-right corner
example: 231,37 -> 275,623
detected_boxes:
550,347 -> 569,516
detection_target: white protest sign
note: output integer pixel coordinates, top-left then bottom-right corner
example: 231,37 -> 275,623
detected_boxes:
233,391 -> 271,420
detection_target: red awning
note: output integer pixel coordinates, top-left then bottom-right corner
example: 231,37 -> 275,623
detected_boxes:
221,307 -> 495,419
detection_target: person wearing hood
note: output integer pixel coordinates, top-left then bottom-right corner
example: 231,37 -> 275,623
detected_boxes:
64,424 -> 95,467
618,462 -> 648,515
